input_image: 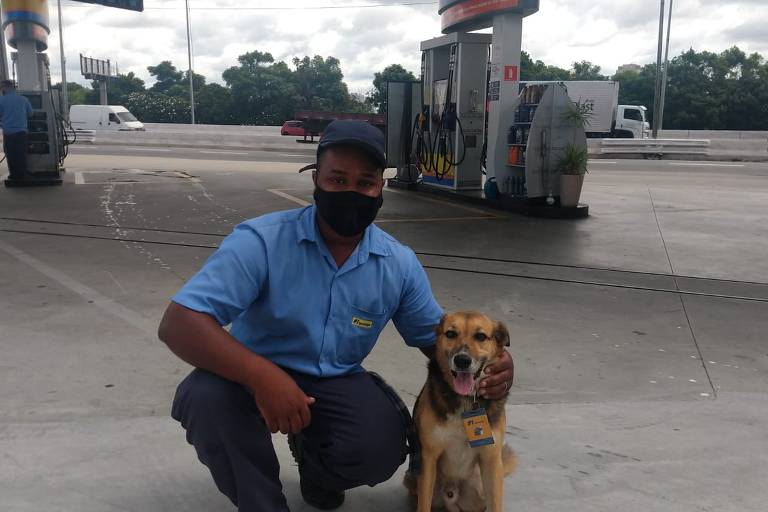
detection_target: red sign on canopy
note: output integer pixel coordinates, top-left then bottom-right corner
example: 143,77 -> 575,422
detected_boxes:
442,0 -> 520,31
441,0 -> 539,32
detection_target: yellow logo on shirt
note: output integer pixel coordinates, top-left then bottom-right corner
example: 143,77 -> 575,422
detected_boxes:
352,317 -> 374,329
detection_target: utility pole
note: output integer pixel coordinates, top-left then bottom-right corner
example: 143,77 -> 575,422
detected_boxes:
185,0 -> 195,124
652,0 -> 665,138
57,0 -> 69,120
657,0 -> 674,134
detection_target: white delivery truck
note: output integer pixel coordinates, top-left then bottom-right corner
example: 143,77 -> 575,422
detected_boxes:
523,81 -> 649,139
69,105 -> 145,131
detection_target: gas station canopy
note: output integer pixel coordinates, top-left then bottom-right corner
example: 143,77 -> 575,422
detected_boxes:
70,0 -> 143,12
438,0 -> 540,33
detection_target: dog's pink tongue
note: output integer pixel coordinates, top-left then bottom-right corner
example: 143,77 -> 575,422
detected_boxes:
453,372 -> 475,396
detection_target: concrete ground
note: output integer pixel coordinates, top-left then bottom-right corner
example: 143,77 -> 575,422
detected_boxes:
1,150 -> 767,511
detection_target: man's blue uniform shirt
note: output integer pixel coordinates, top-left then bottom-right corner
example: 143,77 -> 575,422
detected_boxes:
0,91 -> 32,135
173,206 -> 444,377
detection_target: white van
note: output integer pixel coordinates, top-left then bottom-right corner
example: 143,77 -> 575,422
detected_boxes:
69,105 -> 145,131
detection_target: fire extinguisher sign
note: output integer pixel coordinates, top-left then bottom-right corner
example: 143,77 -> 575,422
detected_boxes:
504,65 -> 518,81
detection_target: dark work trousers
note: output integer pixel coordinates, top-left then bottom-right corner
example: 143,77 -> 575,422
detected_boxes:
3,131 -> 28,179
172,368 -> 409,512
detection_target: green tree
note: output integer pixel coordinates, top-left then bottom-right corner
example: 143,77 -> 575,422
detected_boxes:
345,91 -> 375,114
720,50 -> 768,130
371,64 -> 417,113
166,70 -> 206,99
96,72 -> 146,106
292,55 -> 350,111
196,83 -> 234,125
126,91 -> 190,123
222,50 -> 298,125
610,47 -> 768,130
521,47 -> 768,130
147,61 -> 184,94
677,46 -> 768,131
663,50 -> 723,129
570,61 -> 607,81
613,64 -> 656,112
520,51 -> 570,81
57,82 -> 92,106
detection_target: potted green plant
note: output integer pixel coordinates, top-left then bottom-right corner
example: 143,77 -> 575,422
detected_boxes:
558,100 -> 593,207
557,143 -> 589,207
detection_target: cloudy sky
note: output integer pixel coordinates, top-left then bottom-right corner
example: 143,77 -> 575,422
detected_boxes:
36,0 -> 768,93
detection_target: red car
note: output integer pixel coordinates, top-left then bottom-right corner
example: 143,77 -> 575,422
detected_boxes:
281,120 -> 305,136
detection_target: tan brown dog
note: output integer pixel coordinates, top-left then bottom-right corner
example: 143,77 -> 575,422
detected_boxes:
405,312 -> 516,512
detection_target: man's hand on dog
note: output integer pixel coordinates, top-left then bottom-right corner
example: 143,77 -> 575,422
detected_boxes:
248,364 -> 315,434
479,350 -> 514,400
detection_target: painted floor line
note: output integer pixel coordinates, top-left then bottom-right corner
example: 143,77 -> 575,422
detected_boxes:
267,189 -> 311,207
377,216 -> 498,223
667,162 -> 745,167
198,150 -> 250,155
265,189 -> 499,223
384,187 -> 503,217
589,160 -> 618,164
0,238 -> 157,338
74,172 -> 85,185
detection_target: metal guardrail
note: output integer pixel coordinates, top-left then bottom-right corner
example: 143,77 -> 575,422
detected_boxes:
73,130 -> 96,144
600,138 -> 710,155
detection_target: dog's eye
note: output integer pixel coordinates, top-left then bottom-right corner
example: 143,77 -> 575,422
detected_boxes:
445,330 -> 458,339
474,333 -> 488,342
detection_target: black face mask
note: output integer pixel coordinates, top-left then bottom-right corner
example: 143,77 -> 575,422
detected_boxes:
313,186 -> 383,237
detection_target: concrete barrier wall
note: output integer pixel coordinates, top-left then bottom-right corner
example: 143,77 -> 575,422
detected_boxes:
588,136 -> 767,161
660,130 -> 768,140
10,122 -> 758,161
85,124 -> 314,153
139,124 -> 767,140
141,123 -> 281,135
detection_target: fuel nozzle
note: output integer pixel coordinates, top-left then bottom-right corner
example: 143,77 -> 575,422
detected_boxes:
437,132 -> 448,155
448,43 -> 457,71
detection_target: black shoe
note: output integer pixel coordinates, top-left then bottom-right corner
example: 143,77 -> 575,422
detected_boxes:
288,433 -> 346,510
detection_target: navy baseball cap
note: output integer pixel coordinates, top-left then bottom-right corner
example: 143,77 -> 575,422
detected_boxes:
299,119 -> 387,172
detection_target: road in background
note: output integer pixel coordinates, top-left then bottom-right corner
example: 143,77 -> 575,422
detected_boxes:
65,144 -> 768,171
68,144 -> 314,163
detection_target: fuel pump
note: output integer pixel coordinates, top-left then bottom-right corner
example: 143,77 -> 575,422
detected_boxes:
414,43 -> 462,181
413,32 -> 490,191
2,0 -> 71,186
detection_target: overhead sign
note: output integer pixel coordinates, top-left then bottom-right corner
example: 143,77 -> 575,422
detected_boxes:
440,0 -> 539,33
80,54 -> 116,79
70,0 -> 143,12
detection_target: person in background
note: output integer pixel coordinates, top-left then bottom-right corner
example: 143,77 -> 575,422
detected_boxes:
0,79 -> 32,181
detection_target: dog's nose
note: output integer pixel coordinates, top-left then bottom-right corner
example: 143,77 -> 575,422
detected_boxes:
453,353 -> 472,370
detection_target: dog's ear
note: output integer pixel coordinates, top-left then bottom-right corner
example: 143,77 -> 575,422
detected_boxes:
435,314 -> 448,337
493,321 -> 510,347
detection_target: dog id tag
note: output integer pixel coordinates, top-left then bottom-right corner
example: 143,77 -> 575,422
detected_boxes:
462,408 -> 495,448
